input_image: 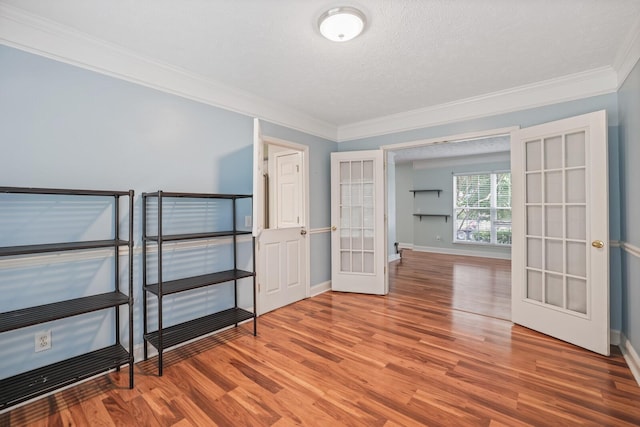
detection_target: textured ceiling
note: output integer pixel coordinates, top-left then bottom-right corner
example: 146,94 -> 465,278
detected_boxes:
2,0 -> 639,128
393,136 -> 511,163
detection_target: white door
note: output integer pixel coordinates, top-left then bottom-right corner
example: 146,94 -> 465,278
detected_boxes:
253,119 -> 309,315
258,227 -> 306,314
331,150 -> 387,294
511,110 -> 609,355
273,151 -> 303,229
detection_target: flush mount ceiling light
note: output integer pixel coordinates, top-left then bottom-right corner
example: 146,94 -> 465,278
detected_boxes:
318,7 -> 366,42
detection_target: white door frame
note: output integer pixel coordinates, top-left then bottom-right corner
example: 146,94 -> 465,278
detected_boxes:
379,127 -> 517,307
380,126 -> 519,253
254,132 -> 311,314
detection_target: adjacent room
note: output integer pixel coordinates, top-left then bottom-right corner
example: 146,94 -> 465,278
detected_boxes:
1,1 -> 640,425
390,135 -> 513,320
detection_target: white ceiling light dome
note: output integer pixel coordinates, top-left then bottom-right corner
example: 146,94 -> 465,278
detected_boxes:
318,7 -> 366,42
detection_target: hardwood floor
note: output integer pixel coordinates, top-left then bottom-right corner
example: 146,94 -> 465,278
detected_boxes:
3,252 -> 640,426
393,250 -> 511,320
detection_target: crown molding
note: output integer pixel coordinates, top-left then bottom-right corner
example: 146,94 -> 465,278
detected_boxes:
0,4 -> 630,144
0,4 -> 337,141
337,67 -> 618,142
614,14 -> 640,89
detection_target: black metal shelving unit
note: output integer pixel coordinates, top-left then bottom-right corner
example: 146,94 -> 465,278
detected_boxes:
0,186 -> 134,410
142,191 -> 256,376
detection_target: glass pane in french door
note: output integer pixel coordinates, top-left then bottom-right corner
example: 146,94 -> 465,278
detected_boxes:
523,131 -> 588,316
339,159 -> 375,274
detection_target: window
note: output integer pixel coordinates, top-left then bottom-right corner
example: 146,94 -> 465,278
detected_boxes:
453,172 -> 511,245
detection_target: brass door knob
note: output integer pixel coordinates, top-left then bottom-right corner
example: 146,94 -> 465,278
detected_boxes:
592,240 -> 604,248
331,226 -> 337,231
300,228 -> 307,236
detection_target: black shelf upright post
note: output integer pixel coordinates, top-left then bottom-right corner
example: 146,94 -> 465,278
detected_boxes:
128,189 -> 134,389
157,190 -> 164,376
142,193 -> 147,361
114,194 -> 121,370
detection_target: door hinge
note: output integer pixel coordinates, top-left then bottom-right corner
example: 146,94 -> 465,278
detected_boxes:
296,165 -> 300,172
297,216 -> 300,223
258,283 -> 261,292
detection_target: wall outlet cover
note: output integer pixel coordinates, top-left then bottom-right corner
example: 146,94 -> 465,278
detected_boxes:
35,330 -> 52,352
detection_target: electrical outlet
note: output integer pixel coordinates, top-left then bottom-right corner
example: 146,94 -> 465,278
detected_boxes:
436,235 -> 442,241
245,215 -> 252,227
35,330 -> 52,352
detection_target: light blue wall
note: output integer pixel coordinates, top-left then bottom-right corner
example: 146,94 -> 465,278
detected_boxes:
340,94 -> 623,332
0,44 -> 335,378
397,158 -> 511,258
387,153 -> 397,258
618,57 -> 640,357
395,164 -> 414,244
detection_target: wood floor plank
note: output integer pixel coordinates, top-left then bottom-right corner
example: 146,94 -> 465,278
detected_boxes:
4,250 -> 640,426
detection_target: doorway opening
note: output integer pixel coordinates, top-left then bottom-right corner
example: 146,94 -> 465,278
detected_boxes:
384,128 -> 515,320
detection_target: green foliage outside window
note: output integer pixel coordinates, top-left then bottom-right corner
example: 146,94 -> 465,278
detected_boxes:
454,173 -> 511,245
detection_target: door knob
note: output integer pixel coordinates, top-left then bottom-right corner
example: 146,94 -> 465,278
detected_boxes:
591,240 -> 604,248
300,228 -> 307,236
331,226 -> 337,231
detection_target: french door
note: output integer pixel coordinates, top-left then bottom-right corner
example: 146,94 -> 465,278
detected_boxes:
511,110 -> 609,355
330,150 -> 387,294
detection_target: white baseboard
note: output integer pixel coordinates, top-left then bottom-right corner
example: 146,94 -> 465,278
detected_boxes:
611,329 -> 621,346
412,245 -> 511,260
620,333 -> 640,387
398,242 -> 414,250
310,280 -> 331,297
388,253 -> 401,262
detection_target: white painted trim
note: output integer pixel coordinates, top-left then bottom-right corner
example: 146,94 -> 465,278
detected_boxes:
388,253 -> 401,262
398,242 -> 414,250
621,241 -> 640,259
337,68 -> 617,142
610,240 -> 621,248
614,13 -> 640,89
620,332 -> 640,387
310,280 -> 331,297
412,245 -> 511,260
310,227 -> 331,235
611,329 -> 621,346
381,127 -> 518,151
0,4 -> 336,141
